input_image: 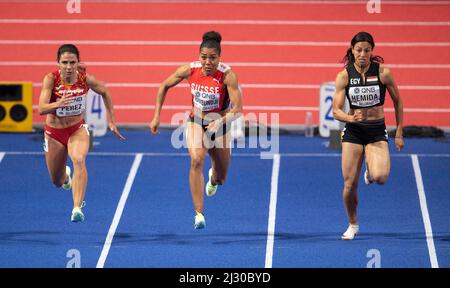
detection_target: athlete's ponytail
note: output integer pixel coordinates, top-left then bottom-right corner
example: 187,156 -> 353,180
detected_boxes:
200,31 -> 222,55
341,47 -> 355,66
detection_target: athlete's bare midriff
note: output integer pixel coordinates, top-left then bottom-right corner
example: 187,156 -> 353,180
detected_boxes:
349,105 -> 385,121
192,106 -> 229,122
46,113 -> 84,129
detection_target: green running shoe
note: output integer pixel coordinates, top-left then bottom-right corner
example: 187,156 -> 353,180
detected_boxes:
205,168 -> 218,197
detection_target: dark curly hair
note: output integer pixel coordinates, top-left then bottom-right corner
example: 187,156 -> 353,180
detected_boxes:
200,31 -> 222,55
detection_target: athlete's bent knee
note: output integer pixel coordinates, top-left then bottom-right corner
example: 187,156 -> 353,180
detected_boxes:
343,180 -> 358,194
373,174 -> 388,185
71,155 -> 86,168
190,156 -> 204,170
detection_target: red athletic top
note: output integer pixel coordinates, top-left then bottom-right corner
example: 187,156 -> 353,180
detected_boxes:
50,70 -> 89,117
188,61 -> 230,113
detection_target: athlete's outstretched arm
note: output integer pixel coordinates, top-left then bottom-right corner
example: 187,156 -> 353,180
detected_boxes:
149,64 -> 190,134
87,75 -> 125,140
332,70 -> 353,122
223,70 -> 243,123
381,67 -> 404,151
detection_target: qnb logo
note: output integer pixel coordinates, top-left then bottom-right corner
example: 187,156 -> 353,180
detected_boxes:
366,0 -> 381,14
66,0 -> 81,14
360,87 -> 377,93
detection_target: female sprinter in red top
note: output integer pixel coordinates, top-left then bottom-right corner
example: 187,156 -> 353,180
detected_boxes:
39,44 -> 125,222
149,31 -> 243,229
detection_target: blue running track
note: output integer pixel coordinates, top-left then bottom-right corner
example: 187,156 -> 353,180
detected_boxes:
0,129 -> 449,268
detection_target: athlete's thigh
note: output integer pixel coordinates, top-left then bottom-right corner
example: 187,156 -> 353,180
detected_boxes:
341,142 -> 365,182
212,125 -> 232,150
208,134 -> 231,178
365,141 -> 390,176
187,122 -> 208,161
44,136 -> 68,178
67,126 -> 90,161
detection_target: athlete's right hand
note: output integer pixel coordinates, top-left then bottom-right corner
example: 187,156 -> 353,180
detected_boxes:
57,90 -> 73,107
78,62 -> 87,73
351,110 -> 366,122
149,117 -> 160,134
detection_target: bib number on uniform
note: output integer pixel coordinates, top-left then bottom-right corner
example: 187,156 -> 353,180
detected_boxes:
192,91 -> 220,111
348,85 -> 380,107
56,94 -> 86,117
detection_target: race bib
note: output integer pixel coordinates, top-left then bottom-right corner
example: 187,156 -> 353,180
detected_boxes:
56,94 -> 86,117
192,90 -> 220,111
348,85 -> 381,107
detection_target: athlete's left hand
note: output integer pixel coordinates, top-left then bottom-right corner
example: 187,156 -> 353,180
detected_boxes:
206,118 -> 223,134
109,122 -> 125,140
395,136 -> 404,151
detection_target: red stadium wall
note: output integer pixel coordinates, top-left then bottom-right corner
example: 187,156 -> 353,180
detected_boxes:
0,1 -> 449,128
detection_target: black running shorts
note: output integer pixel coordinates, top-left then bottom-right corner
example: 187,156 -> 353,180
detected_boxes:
341,118 -> 388,145
187,114 -> 230,141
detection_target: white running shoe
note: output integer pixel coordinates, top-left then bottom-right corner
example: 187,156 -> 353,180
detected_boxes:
71,206 -> 85,223
62,166 -> 72,190
194,212 -> 205,229
205,168 -> 218,197
364,162 -> 374,185
341,224 -> 359,240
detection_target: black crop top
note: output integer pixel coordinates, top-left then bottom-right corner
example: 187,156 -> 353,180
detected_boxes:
345,62 -> 386,109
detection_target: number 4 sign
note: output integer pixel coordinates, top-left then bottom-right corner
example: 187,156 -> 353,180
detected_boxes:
85,89 -> 107,137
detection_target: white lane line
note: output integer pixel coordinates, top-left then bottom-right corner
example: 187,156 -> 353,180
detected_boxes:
0,152 -> 5,163
30,82 -> 450,91
3,61 -> 450,69
2,151 -> 450,158
105,83 -> 450,91
96,153 -> 143,268
8,0 -> 449,5
385,108 -> 450,113
91,105 -> 321,111
29,104 -> 450,113
265,153 -> 280,268
1,19 -> 449,26
108,106 -> 450,113
398,85 -> 450,90
411,154 -> 439,268
1,40 -> 450,47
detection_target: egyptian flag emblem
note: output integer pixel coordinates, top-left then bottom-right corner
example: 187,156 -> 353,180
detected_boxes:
366,76 -> 378,83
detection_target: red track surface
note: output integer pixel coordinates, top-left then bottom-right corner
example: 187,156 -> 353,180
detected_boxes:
0,1 -> 449,127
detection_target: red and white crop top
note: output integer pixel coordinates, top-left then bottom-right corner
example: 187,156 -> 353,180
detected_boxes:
188,61 -> 231,112
50,70 -> 89,117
